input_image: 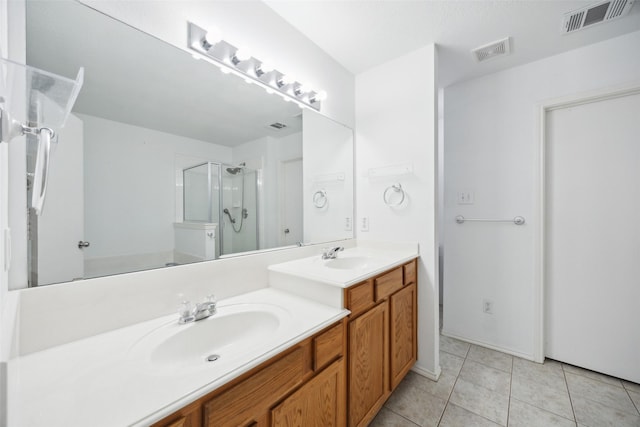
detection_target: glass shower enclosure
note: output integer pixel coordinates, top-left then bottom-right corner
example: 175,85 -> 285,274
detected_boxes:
183,162 -> 258,257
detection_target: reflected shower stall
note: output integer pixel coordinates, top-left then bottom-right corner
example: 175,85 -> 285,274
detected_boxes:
183,162 -> 258,256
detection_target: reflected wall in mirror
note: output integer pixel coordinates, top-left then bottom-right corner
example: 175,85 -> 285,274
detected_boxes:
21,0 -> 353,287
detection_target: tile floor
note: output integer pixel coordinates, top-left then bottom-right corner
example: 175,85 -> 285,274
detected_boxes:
370,334 -> 640,427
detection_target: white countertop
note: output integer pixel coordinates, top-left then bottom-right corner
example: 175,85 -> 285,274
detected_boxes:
268,246 -> 419,288
7,288 -> 349,427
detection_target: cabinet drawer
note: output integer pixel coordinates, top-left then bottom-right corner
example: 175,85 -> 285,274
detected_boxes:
374,267 -> 403,301
345,280 -> 374,317
314,321 -> 344,371
403,260 -> 417,285
203,346 -> 307,427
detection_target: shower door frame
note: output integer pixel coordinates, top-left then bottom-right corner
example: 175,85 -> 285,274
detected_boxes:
183,161 -> 223,256
183,161 -> 260,258
219,164 -> 260,256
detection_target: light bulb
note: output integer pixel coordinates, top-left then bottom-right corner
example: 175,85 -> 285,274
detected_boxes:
299,84 -> 312,94
203,27 -> 223,49
279,74 -> 295,86
234,47 -> 252,62
257,61 -> 274,74
315,90 -> 327,101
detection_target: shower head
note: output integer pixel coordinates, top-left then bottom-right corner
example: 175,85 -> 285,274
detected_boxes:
226,162 -> 246,175
226,167 -> 243,175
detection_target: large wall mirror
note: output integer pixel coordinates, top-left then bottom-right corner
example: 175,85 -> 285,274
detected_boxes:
22,0 -> 353,287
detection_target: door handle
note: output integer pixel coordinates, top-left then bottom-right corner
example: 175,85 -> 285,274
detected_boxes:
78,241 -> 90,249
284,228 -> 290,234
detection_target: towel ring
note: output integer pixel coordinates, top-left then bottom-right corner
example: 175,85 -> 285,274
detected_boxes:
383,183 -> 405,207
313,189 -> 328,208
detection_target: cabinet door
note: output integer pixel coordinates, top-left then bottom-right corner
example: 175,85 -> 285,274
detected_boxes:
272,358 -> 346,427
348,302 -> 388,427
390,282 -> 417,390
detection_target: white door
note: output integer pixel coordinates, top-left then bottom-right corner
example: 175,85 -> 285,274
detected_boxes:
36,114 -> 84,284
280,158 -> 303,246
545,91 -> 640,383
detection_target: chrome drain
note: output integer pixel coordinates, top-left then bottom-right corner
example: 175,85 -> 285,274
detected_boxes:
206,354 -> 220,362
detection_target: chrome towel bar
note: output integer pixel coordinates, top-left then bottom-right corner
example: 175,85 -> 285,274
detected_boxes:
455,215 -> 525,225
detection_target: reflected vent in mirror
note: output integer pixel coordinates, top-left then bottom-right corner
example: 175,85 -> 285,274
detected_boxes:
268,122 -> 287,130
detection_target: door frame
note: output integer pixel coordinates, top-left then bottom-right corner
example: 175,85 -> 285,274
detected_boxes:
534,82 -> 640,362
277,157 -> 303,247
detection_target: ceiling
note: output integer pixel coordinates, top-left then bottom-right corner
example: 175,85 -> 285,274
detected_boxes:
264,0 -> 640,87
26,1 -> 302,146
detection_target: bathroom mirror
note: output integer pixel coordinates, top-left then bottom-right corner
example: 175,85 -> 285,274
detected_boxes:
21,0 -> 353,286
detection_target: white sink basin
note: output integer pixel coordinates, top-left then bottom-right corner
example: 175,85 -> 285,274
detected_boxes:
324,256 -> 370,270
268,246 -> 418,287
129,303 -> 289,368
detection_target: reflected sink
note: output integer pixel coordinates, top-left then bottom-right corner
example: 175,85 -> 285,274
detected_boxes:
324,256 -> 371,270
129,303 -> 288,368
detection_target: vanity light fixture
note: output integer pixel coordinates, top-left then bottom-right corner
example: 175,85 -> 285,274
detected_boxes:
187,22 -> 326,111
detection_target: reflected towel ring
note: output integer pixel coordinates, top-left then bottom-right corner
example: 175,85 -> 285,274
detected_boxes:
313,189 -> 328,208
383,183 -> 405,207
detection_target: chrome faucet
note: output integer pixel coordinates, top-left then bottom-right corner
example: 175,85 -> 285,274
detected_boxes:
178,295 -> 217,324
322,246 -> 344,260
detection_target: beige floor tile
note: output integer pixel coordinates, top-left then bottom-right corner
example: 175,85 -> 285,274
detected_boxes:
562,363 -> 624,388
511,374 -> 574,420
513,357 -> 566,391
566,372 -> 637,416
624,381 -> 640,394
440,351 -> 464,376
400,370 -> 457,401
508,399 -> 577,427
439,402 -> 501,427
440,335 -> 471,358
385,375 -> 448,427
572,396 -> 640,427
370,407 -> 420,427
449,378 -> 509,426
459,360 -> 511,396
467,345 -> 513,373
628,390 -> 640,413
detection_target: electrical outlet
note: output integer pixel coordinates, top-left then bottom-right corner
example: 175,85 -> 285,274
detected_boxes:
482,298 -> 494,314
361,217 -> 369,232
345,217 -> 352,231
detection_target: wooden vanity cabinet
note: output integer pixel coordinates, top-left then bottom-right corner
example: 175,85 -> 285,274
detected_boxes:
152,319 -> 346,427
344,258 -> 418,427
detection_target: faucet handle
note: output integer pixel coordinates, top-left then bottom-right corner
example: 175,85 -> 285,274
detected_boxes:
178,301 -> 195,324
203,294 -> 217,313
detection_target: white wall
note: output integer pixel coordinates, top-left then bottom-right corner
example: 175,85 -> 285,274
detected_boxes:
231,133 -> 302,251
443,30 -> 640,359
80,114 -> 231,276
80,0 -> 355,129
355,45 -> 439,379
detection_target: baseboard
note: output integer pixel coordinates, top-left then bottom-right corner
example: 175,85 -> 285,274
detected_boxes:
411,363 -> 441,381
441,330 -> 535,362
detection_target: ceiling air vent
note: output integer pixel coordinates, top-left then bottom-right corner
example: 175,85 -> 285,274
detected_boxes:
562,0 -> 635,34
268,122 -> 287,130
471,37 -> 511,63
